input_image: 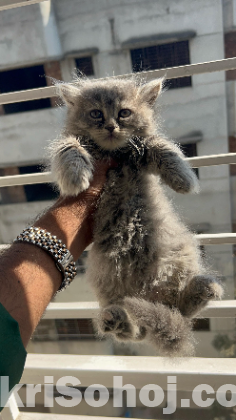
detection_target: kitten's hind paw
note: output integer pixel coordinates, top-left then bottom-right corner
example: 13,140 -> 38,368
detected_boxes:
97,305 -> 134,341
51,139 -> 93,196
194,276 -> 224,301
179,275 -> 224,317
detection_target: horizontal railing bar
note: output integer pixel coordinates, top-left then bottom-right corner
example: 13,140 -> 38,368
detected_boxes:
21,354 -> 236,391
187,153 -> 236,167
0,86 -> 56,105
18,414 -> 143,420
1,234 -> 236,253
1,57 -> 236,105
45,301 -> 99,319
0,153 -> 236,188
0,172 -> 53,187
44,300 -> 236,320
122,57 -> 236,81
197,233 -> 236,245
200,300 -> 236,318
0,0 -> 47,11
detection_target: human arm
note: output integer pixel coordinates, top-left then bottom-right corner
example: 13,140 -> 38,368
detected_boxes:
0,160 -> 113,348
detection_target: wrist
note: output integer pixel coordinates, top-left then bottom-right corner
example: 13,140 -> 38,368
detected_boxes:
34,194 -> 95,260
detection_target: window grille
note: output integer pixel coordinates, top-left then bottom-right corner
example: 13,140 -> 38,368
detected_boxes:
75,56 -> 94,76
192,318 -> 210,331
55,319 -> 95,340
33,318 -> 95,341
131,40 -> 191,89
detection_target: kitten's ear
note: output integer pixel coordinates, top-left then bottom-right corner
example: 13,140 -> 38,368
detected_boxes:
138,78 -> 163,106
56,83 -> 79,107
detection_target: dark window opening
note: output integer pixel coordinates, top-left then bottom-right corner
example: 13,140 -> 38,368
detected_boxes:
75,57 -> 94,76
192,318 -> 210,331
0,65 -> 51,114
131,40 -> 191,89
55,319 -> 95,340
19,165 -> 58,202
76,250 -> 88,274
180,142 -> 198,177
33,318 -> 95,341
199,245 -> 206,259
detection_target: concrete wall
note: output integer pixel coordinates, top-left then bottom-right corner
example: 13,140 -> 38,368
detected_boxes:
55,0 -> 224,72
0,2 -> 62,70
0,108 -> 64,167
222,0 -> 236,31
0,201 -> 53,243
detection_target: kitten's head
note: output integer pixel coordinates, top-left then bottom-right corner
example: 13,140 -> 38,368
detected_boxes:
57,77 -> 163,150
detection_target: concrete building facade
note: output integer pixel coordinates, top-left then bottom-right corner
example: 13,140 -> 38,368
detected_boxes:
0,0 -> 235,371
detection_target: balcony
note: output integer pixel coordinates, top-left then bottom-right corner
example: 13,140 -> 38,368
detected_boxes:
0,1 -> 236,419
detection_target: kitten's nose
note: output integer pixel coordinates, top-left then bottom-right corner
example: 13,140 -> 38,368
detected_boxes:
105,124 -> 115,133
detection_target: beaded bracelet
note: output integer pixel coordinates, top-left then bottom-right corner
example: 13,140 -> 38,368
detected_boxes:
14,227 -> 77,291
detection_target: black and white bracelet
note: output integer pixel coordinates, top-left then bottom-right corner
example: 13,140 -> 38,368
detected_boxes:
14,226 -> 77,291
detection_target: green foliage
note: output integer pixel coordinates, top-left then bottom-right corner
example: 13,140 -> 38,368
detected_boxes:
212,334 -> 236,357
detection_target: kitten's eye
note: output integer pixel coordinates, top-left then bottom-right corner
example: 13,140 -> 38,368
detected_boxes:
90,109 -> 103,119
119,109 -> 131,118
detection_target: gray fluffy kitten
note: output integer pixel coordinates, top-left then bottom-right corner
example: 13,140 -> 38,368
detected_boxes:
50,76 -> 223,356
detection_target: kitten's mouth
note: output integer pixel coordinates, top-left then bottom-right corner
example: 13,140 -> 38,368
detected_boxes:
97,133 -> 126,150
107,133 -> 116,140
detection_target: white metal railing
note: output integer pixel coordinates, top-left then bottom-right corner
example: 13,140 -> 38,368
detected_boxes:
21,354 -> 235,391
21,415 -> 141,420
1,57 -> 236,105
0,1 -> 236,418
0,172 -> 53,187
197,233 -> 236,245
44,300 -> 236,319
1,233 -> 236,249
0,0 -> 47,12
0,153 -> 236,187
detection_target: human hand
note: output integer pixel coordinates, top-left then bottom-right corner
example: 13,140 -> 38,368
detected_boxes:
35,158 -> 117,259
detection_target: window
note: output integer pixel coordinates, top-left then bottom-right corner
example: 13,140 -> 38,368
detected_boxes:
180,142 -> 198,177
181,142 -> 197,158
0,167 -> 26,204
33,318 -> 95,341
55,319 -> 95,340
0,64 -> 51,114
192,318 -> 210,331
19,165 -> 58,202
0,165 -> 58,204
75,57 -> 94,76
76,250 -> 88,274
131,40 -> 191,89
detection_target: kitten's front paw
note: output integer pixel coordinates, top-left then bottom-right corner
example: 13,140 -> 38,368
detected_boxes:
167,167 -> 199,194
52,146 -> 93,196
